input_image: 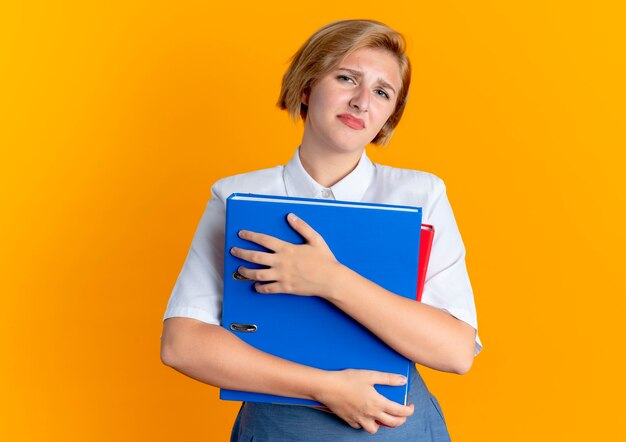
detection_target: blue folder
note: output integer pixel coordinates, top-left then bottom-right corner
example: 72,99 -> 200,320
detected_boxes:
220,193 -> 422,406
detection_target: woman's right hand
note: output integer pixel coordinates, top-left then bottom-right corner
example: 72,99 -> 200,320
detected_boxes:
314,369 -> 415,434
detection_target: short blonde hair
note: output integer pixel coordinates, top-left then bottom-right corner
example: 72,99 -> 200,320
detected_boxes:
277,19 -> 411,146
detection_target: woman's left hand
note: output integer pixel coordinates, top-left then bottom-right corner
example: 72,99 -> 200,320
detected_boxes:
230,213 -> 340,298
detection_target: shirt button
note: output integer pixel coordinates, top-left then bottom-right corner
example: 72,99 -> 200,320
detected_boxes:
321,189 -> 332,199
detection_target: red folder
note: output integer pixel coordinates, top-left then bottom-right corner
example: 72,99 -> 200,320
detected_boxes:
417,224 -> 434,302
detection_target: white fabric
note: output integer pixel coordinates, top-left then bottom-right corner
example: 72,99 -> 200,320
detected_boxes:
163,148 -> 482,354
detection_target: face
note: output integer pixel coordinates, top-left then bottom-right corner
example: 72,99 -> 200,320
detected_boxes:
301,47 -> 402,156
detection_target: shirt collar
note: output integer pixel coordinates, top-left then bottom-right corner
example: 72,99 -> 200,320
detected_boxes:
283,147 -> 375,202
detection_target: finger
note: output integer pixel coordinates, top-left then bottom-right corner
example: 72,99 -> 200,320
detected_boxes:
369,371 -> 408,387
236,266 -> 276,282
360,420 -> 379,435
383,401 -> 414,418
230,247 -> 276,266
238,230 -> 285,252
375,420 -> 396,428
375,411 -> 408,428
286,213 -> 324,245
254,281 -> 283,294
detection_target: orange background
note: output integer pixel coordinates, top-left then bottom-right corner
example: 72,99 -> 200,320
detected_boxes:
1,1 -> 625,440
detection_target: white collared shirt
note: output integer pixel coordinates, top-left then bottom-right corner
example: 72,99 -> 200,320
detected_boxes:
164,148 -> 482,354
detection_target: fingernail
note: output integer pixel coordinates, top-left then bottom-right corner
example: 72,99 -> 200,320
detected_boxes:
230,247 -> 238,254
287,213 -> 298,222
399,375 -> 407,383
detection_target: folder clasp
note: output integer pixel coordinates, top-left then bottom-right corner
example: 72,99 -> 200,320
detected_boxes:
230,323 -> 258,333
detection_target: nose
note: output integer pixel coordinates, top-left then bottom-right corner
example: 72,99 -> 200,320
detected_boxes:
349,86 -> 369,112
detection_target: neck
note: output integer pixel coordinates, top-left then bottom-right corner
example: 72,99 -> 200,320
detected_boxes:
298,144 -> 364,188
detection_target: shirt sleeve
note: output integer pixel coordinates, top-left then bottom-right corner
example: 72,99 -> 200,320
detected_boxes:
162,181 -> 226,325
421,178 -> 482,355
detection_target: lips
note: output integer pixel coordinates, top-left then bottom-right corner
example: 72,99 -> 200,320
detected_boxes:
337,114 -> 365,130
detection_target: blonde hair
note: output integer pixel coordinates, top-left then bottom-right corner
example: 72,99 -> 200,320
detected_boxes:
277,19 -> 411,146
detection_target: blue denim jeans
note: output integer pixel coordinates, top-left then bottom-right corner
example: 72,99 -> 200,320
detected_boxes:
230,364 -> 451,441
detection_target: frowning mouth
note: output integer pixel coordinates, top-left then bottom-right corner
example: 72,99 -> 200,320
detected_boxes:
337,114 -> 365,130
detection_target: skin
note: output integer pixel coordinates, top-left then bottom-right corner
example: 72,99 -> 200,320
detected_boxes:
161,47 -> 476,434
298,47 -> 403,187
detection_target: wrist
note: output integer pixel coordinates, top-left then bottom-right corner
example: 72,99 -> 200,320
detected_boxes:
302,367 -> 328,404
309,369 -> 336,405
323,262 -> 353,303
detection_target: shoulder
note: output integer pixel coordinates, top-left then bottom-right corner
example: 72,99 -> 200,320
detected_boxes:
211,165 -> 286,202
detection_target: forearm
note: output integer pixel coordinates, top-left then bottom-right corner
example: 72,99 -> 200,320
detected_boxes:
160,317 -> 326,400
161,317 -> 415,432
326,264 -> 476,374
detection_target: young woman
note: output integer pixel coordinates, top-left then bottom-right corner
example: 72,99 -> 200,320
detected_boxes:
161,19 -> 481,441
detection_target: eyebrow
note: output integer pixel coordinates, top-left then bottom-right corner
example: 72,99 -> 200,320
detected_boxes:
336,67 -> 398,95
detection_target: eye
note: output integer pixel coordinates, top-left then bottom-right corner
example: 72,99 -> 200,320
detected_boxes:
337,75 -> 356,84
375,89 -> 390,99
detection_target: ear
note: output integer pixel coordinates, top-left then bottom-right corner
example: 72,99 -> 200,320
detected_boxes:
301,88 -> 309,106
